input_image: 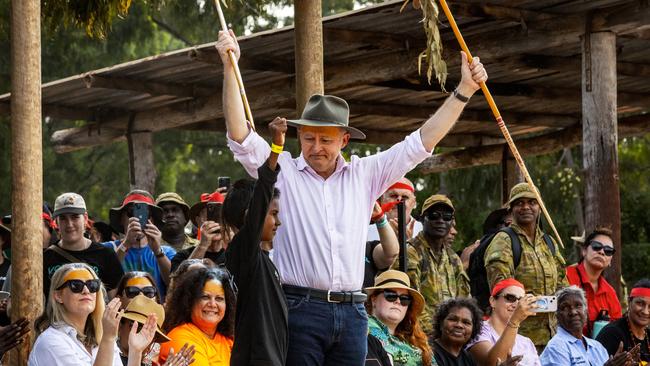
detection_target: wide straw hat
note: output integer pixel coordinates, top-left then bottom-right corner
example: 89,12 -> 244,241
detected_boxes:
364,270 -> 425,316
121,294 -> 171,342
109,190 -> 163,234
287,94 -> 366,140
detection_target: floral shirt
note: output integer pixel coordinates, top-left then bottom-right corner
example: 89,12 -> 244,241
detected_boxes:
368,315 -> 436,366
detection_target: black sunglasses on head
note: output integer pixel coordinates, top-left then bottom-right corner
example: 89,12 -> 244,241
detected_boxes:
382,290 -> 413,306
425,210 -> 454,222
57,279 -> 101,294
124,286 -> 157,299
497,293 -> 523,303
589,241 -> 615,256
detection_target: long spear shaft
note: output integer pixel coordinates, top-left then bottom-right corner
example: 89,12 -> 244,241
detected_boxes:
438,0 -> 564,249
213,0 -> 255,131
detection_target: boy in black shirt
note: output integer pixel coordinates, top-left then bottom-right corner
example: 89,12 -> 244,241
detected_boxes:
224,117 -> 287,366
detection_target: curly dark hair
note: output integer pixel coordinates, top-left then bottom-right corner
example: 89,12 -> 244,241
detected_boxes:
163,267 -> 237,337
432,298 -> 483,344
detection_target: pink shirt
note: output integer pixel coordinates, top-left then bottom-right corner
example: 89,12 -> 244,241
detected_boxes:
227,129 -> 431,291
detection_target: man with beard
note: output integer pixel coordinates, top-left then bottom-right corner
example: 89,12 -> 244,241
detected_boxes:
155,193 -> 198,251
484,182 -> 568,349
402,194 -> 470,337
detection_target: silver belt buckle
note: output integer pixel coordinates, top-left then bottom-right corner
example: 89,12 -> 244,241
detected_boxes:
327,290 -> 341,303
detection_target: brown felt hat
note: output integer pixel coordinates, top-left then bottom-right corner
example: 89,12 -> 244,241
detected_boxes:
287,94 -> 366,140
121,294 -> 171,342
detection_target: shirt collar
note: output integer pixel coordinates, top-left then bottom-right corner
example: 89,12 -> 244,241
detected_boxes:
577,262 -> 608,295
557,326 -> 593,348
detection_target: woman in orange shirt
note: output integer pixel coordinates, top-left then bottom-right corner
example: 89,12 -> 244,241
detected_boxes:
159,267 -> 236,365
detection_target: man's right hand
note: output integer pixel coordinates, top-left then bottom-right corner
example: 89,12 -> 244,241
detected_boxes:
124,217 -> 143,248
215,29 -> 241,67
268,117 -> 287,147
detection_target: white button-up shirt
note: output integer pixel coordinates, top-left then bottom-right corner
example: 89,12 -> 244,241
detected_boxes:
28,324 -> 122,366
228,129 -> 432,291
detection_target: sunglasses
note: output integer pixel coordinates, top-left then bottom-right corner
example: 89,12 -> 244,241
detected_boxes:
382,290 -> 413,306
589,241 -> 615,256
124,286 -> 157,299
57,279 -> 101,294
426,210 -> 454,222
497,293 -> 523,303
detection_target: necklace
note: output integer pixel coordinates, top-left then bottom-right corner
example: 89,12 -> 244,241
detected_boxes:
627,316 -> 650,364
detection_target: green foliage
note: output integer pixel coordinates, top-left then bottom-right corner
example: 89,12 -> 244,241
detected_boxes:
42,0 -> 140,39
621,243 -> 650,287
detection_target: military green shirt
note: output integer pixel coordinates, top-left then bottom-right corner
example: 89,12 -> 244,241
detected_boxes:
163,234 -> 199,252
402,231 -> 470,336
484,223 -> 568,346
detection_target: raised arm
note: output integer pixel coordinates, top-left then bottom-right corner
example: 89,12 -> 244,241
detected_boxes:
419,52 -> 487,151
215,29 -> 249,143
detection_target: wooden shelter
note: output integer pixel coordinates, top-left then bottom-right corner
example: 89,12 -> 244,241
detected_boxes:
2,0 -> 650,296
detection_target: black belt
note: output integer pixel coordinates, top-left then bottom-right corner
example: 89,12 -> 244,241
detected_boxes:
282,284 -> 367,303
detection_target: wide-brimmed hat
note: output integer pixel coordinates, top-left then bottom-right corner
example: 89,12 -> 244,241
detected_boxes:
364,270 -> 425,316
287,94 -> 366,140
189,191 -> 225,227
53,192 -> 87,217
155,192 -> 190,220
121,294 -> 171,342
506,182 -> 539,209
421,194 -> 454,215
109,190 -> 163,234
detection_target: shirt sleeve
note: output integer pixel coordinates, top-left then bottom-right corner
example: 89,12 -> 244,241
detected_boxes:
29,332 -> 87,366
226,130 -> 272,179
539,341 -> 571,366
358,129 -> 432,200
163,246 -> 176,260
484,232 -> 515,290
226,162 -> 279,281
159,326 -> 206,365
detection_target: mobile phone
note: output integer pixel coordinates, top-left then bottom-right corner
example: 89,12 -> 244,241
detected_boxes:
206,202 -> 221,222
0,291 -> 10,301
132,203 -> 149,230
532,296 -> 557,313
218,176 -> 231,190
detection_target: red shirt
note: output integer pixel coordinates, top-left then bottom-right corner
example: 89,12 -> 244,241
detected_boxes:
566,262 -> 622,335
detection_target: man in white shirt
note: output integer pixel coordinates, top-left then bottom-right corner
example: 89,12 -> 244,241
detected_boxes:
216,29 -> 488,365
367,177 -> 423,241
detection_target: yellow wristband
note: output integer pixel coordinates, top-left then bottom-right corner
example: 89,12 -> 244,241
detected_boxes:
271,143 -> 283,154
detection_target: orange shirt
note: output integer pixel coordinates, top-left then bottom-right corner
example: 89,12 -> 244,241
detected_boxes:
566,262 -> 622,334
159,323 -> 233,366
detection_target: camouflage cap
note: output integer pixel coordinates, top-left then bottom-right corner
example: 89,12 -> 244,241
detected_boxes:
421,194 -> 454,215
507,182 -> 539,209
155,192 -> 190,219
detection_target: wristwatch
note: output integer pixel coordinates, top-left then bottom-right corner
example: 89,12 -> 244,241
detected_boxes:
154,249 -> 165,258
452,88 -> 470,103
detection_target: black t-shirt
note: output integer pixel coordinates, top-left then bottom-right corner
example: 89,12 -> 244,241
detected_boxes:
596,316 -> 650,362
364,240 -> 385,289
43,242 -> 124,295
170,246 -> 226,273
226,163 -> 288,366
433,341 -> 477,366
0,258 -> 10,289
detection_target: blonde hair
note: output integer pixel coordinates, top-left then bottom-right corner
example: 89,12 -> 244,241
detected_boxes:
35,263 -> 106,347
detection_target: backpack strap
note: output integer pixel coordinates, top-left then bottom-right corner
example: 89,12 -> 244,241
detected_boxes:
503,227 -> 523,269
543,234 -> 556,255
47,244 -> 83,264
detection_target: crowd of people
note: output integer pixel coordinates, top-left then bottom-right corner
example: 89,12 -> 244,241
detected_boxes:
0,29 -> 648,366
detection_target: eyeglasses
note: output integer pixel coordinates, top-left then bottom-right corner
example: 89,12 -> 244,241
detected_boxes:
382,290 -> 413,306
497,293 -> 523,303
124,286 -> 157,299
589,241 -> 615,256
57,279 -> 101,294
425,210 -> 454,222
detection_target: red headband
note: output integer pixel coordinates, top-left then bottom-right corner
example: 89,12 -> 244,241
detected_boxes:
388,182 -> 415,193
491,278 -> 525,297
122,194 -> 155,206
200,192 -> 225,204
630,288 -> 650,299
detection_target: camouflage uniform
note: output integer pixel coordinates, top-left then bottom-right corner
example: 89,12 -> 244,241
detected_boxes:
484,223 -> 568,346
403,231 -> 471,336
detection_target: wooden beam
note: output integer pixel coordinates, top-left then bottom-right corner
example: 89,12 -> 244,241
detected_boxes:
582,31 -> 622,297
417,114 -> 650,174
515,54 -> 650,78
127,130 -> 156,193
83,73 -> 212,98
323,28 -> 411,50
294,0 -> 324,115
501,145 -> 522,204
188,48 -> 294,74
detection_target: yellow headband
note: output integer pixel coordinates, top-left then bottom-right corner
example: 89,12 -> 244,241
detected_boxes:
203,279 -> 224,296
63,268 -> 93,283
126,277 -> 152,287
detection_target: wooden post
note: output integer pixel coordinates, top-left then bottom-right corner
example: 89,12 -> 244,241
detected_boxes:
294,0 -> 324,115
501,145 -> 522,204
582,31 -> 622,297
127,131 -> 157,194
10,0 -> 43,364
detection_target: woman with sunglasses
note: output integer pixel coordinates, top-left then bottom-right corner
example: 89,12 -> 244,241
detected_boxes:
467,278 -> 540,366
566,227 -> 622,336
159,267 -> 236,365
597,278 -> 650,364
364,270 -> 433,366
29,263 -> 123,366
115,272 -> 161,307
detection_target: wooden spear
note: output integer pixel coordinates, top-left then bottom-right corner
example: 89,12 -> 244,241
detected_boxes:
437,0 -> 565,249
213,0 -> 255,131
